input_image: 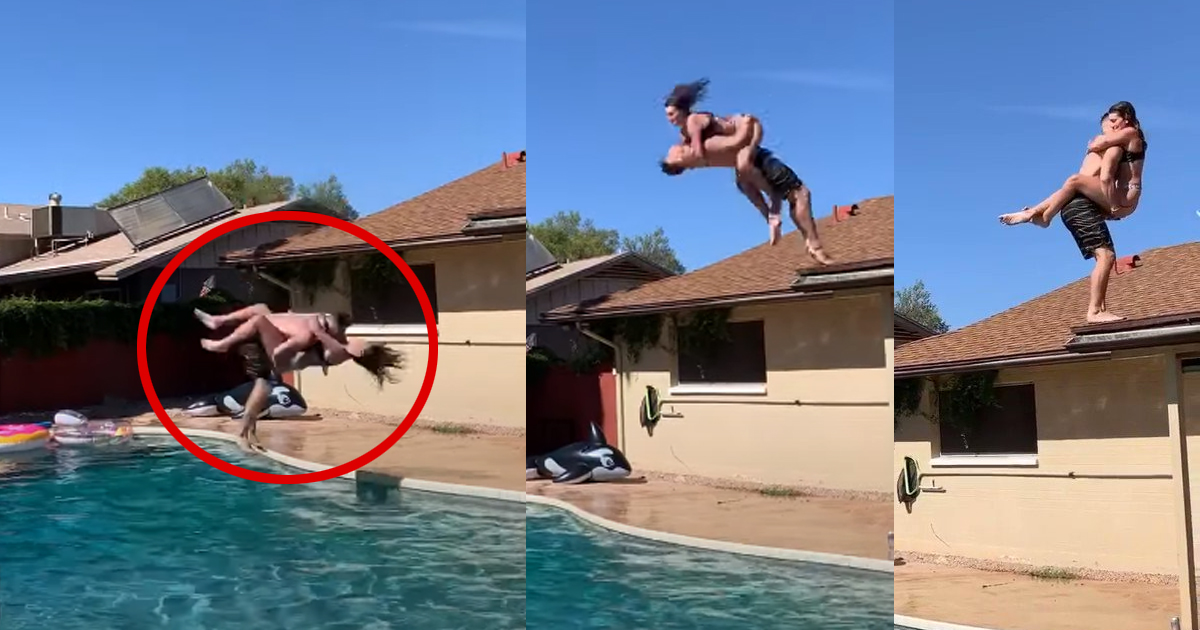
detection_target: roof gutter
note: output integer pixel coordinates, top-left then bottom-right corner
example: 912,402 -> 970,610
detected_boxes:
543,268 -> 890,323
790,265 -> 894,290
894,350 -> 1113,379
220,231 -> 521,266
1064,322 -> 1200,353
541,287 -> 838,323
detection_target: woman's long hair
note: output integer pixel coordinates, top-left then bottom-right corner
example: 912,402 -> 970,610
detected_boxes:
353,343 -> 404,388
664,79 -> 710,112
1107,101 -> 1146,149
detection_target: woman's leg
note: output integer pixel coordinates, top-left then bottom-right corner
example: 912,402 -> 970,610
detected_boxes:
1098,146 -> 1123,208
201,314 -> 287,353
195,303 -> 270,330
1036,173 -> 1112,224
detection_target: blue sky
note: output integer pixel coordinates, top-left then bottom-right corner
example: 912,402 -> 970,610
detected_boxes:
897,0 -> 1200,328
0,0 -> 525,214
527,1 -> 894,270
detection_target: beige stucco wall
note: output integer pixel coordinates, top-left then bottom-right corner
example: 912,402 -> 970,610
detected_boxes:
0,238 -> 31,268
291,238 -> 525,429
615,288 -> 893,492
894,345 -> 1200,574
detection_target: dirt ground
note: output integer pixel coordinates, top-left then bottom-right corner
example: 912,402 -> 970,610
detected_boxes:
529,476 -> 892,560
895,561 -> 1180,630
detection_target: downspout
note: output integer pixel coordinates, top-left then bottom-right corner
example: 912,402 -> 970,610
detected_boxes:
577,322 -> 625,454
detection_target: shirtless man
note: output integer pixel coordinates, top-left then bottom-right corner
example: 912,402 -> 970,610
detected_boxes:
196,305 -> 402,451
661,143 -> 832,264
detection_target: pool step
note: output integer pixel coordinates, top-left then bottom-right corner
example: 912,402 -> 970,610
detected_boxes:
355,470 -> 402,503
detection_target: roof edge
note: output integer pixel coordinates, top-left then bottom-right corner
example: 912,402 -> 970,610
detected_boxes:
220,231 -> 522,265
525,252 -> 678,298
894,350 -> 1112,379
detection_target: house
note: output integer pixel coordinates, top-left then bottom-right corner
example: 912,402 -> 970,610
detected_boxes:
894,312 -> 937,346
221,151 -> 527,429
0,179 -> 323,304
526,246 -> 676,358
0,202 -> 39,267
542,196 -> 895,493
894,243 -> 1200,585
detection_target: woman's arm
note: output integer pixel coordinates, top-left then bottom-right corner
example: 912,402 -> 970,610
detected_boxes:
308,322 -> 353,364
685,114 -> 708,162
1087,127 -> 1138,153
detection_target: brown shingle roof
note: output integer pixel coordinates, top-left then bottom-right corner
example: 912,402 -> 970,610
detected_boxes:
541,195 -> 893,320
895,241 -> 1200,371
0,203 -> 35,237
224,152 -> 526,262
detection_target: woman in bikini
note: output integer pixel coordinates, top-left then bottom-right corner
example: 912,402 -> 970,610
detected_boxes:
194,304 -> 403,450
1000,101 -> 1146,227
663,79 -> 764,181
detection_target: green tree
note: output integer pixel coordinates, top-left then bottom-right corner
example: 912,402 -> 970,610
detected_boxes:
621,227 -> 684,274
530,210 -> 686,274
895,280 -> 950,333
99,159 -> 356,220
296,175 -> 358,221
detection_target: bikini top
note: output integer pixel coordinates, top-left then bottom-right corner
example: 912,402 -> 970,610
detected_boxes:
1122,147 -> 1146,163
679,112 -> 723,143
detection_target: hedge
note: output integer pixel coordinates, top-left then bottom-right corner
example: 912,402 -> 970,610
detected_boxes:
0,293 -> 237,358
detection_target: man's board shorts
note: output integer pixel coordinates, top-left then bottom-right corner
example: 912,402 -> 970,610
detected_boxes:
752,147 -> 804,197
1060,194 -> 1115,260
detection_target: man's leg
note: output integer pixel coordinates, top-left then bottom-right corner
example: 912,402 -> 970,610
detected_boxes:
1087,247 -> 1123,323
734,171 -> 783,245
788,185 -> 833,265
238,378 -> 271,452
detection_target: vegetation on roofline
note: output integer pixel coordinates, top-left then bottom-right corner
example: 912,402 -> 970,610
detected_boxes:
589,307 -> 733,364
260,251 -> 409,301
894,371 -> 1000,434
0,293 -> 237,358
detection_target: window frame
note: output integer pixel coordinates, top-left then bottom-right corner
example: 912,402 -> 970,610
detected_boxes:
347,262 -> 438,337
669,319 -> 769,396
931,381 -> 1040,468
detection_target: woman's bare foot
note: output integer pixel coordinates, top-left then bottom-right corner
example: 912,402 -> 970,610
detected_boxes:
999,208 -> 1036,225
1086,311 -> 1126,324
194,309 -> 219,330
806,241 -> 833,265
200,338 -> 222,352
767,215 -> 782,245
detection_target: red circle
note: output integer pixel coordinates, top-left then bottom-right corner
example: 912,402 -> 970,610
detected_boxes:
136,210 -> 439,484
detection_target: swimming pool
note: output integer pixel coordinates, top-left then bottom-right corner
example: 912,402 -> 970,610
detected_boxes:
526,505 -> 892,629
0,438 -> 525,629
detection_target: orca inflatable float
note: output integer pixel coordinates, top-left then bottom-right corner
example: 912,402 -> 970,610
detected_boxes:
526,422 -> 632,484
184,380 -> 308,419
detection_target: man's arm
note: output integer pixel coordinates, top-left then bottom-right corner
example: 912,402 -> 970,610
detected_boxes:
308,321 -> 352,363
1087,127 -> 1138,153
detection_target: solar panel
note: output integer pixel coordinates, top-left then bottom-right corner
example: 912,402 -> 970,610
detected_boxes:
106,178 -> 234,248
526,233 -> 557,276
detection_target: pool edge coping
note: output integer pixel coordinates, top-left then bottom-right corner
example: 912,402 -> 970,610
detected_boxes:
894,614 -> 1005,630
134,427 -> 893,575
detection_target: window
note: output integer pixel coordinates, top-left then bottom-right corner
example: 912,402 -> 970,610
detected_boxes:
675,320 -> 767,391
350,263 -> 439,329
937,383 -> 1038,459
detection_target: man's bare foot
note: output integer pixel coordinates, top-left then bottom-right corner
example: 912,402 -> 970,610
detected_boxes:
1086,311 -> 1126,324
999,208 -> 1035,225
194,309 -> 219,330
767,215 -> 782,245
806,241 -> 833,265
200,338 -> 221,352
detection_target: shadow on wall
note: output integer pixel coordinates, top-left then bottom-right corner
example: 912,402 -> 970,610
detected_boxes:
895,357 -> 1200,443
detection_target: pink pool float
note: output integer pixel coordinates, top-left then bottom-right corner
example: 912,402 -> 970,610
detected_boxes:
0,423 -> 51,454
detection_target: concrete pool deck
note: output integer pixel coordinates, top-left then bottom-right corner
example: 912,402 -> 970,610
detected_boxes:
895,561 -> 1178,630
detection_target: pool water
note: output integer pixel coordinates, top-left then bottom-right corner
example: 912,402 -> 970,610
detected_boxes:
525,505 -> 892,629
0,439 -> 525,629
